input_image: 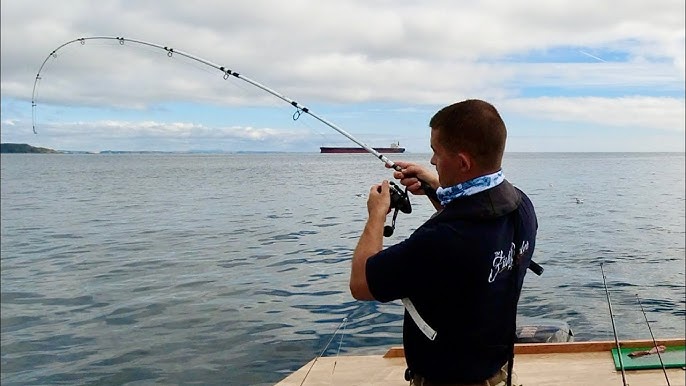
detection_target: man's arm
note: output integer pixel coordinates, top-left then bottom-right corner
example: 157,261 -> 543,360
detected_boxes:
349,181 -> 390,300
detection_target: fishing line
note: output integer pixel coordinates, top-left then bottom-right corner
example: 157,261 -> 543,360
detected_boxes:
298,316 -> 348,386
331,317 -> 349,374
635,293 -> 671,386
297,302 -> 373,385
600,263 -> 628,386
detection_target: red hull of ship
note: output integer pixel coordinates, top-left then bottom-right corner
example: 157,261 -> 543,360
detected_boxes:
320,147 -> 405,154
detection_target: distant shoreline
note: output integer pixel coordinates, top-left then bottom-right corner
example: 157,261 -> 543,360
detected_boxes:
0,143 -> 306,155
0,143 -> 61,154
2,143 -> 684,154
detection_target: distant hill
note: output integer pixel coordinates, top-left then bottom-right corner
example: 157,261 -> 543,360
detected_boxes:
0,143 -> 61,153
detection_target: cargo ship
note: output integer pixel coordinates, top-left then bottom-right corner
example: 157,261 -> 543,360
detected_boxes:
320,142 -> 405,154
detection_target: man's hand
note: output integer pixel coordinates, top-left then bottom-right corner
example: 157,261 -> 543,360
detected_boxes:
388,161 -> 439,196
367,180 -> 391,218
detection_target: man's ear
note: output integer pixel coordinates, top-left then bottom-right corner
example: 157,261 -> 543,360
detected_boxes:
455,152 -> 472,172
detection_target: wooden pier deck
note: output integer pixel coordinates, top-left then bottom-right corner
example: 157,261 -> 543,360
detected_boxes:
276,338 -> 685,386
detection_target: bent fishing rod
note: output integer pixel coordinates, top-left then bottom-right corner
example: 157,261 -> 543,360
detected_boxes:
32,36 -> 419,178
30,36 -> 432,232
31,36 -> 543,275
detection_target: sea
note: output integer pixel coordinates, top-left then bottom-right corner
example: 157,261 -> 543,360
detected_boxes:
1,152 -> 684,385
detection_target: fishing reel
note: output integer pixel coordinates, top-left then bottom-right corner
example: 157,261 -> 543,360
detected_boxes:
383,181 -> 412,237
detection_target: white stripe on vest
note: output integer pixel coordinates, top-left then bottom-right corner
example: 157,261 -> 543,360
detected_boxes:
402,298 -> 437,341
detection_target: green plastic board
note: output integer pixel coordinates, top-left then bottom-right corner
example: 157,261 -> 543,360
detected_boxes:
611,346 -> 685,370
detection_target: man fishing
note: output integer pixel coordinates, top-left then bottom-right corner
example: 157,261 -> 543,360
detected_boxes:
349,99 -> 538,386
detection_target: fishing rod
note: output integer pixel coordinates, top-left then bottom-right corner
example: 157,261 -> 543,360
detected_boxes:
635,293 -> 671,386
600,263 -> 628,386
31,36 -> 543,274
32,37 -> 426,185
30,36 -> 428,237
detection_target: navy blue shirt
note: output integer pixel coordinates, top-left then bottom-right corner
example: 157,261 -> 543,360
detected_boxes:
365,180 -> 537,383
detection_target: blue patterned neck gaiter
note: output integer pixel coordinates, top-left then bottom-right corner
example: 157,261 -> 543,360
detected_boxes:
436,170 -> 504,206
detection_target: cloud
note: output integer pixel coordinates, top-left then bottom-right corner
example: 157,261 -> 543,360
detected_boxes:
504,96 -> 685,132
1,0 -> 684,152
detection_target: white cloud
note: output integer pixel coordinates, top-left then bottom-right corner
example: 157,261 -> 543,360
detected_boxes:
1,0 -> 684,151
504,96 -> 685,132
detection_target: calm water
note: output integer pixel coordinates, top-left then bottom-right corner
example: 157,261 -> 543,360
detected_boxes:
1,152 -> 684,385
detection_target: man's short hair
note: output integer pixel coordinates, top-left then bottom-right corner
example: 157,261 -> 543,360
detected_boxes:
429,99 -> 507,170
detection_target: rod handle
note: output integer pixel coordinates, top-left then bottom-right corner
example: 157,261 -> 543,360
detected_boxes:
528,260 -> 544,276
419,179 -> 440,203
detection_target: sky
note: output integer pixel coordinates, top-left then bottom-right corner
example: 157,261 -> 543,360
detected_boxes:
1,0 -> 684,153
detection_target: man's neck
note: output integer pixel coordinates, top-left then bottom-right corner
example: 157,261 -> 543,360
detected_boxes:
452,167 -> 501,186
436,169 -> 504,206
